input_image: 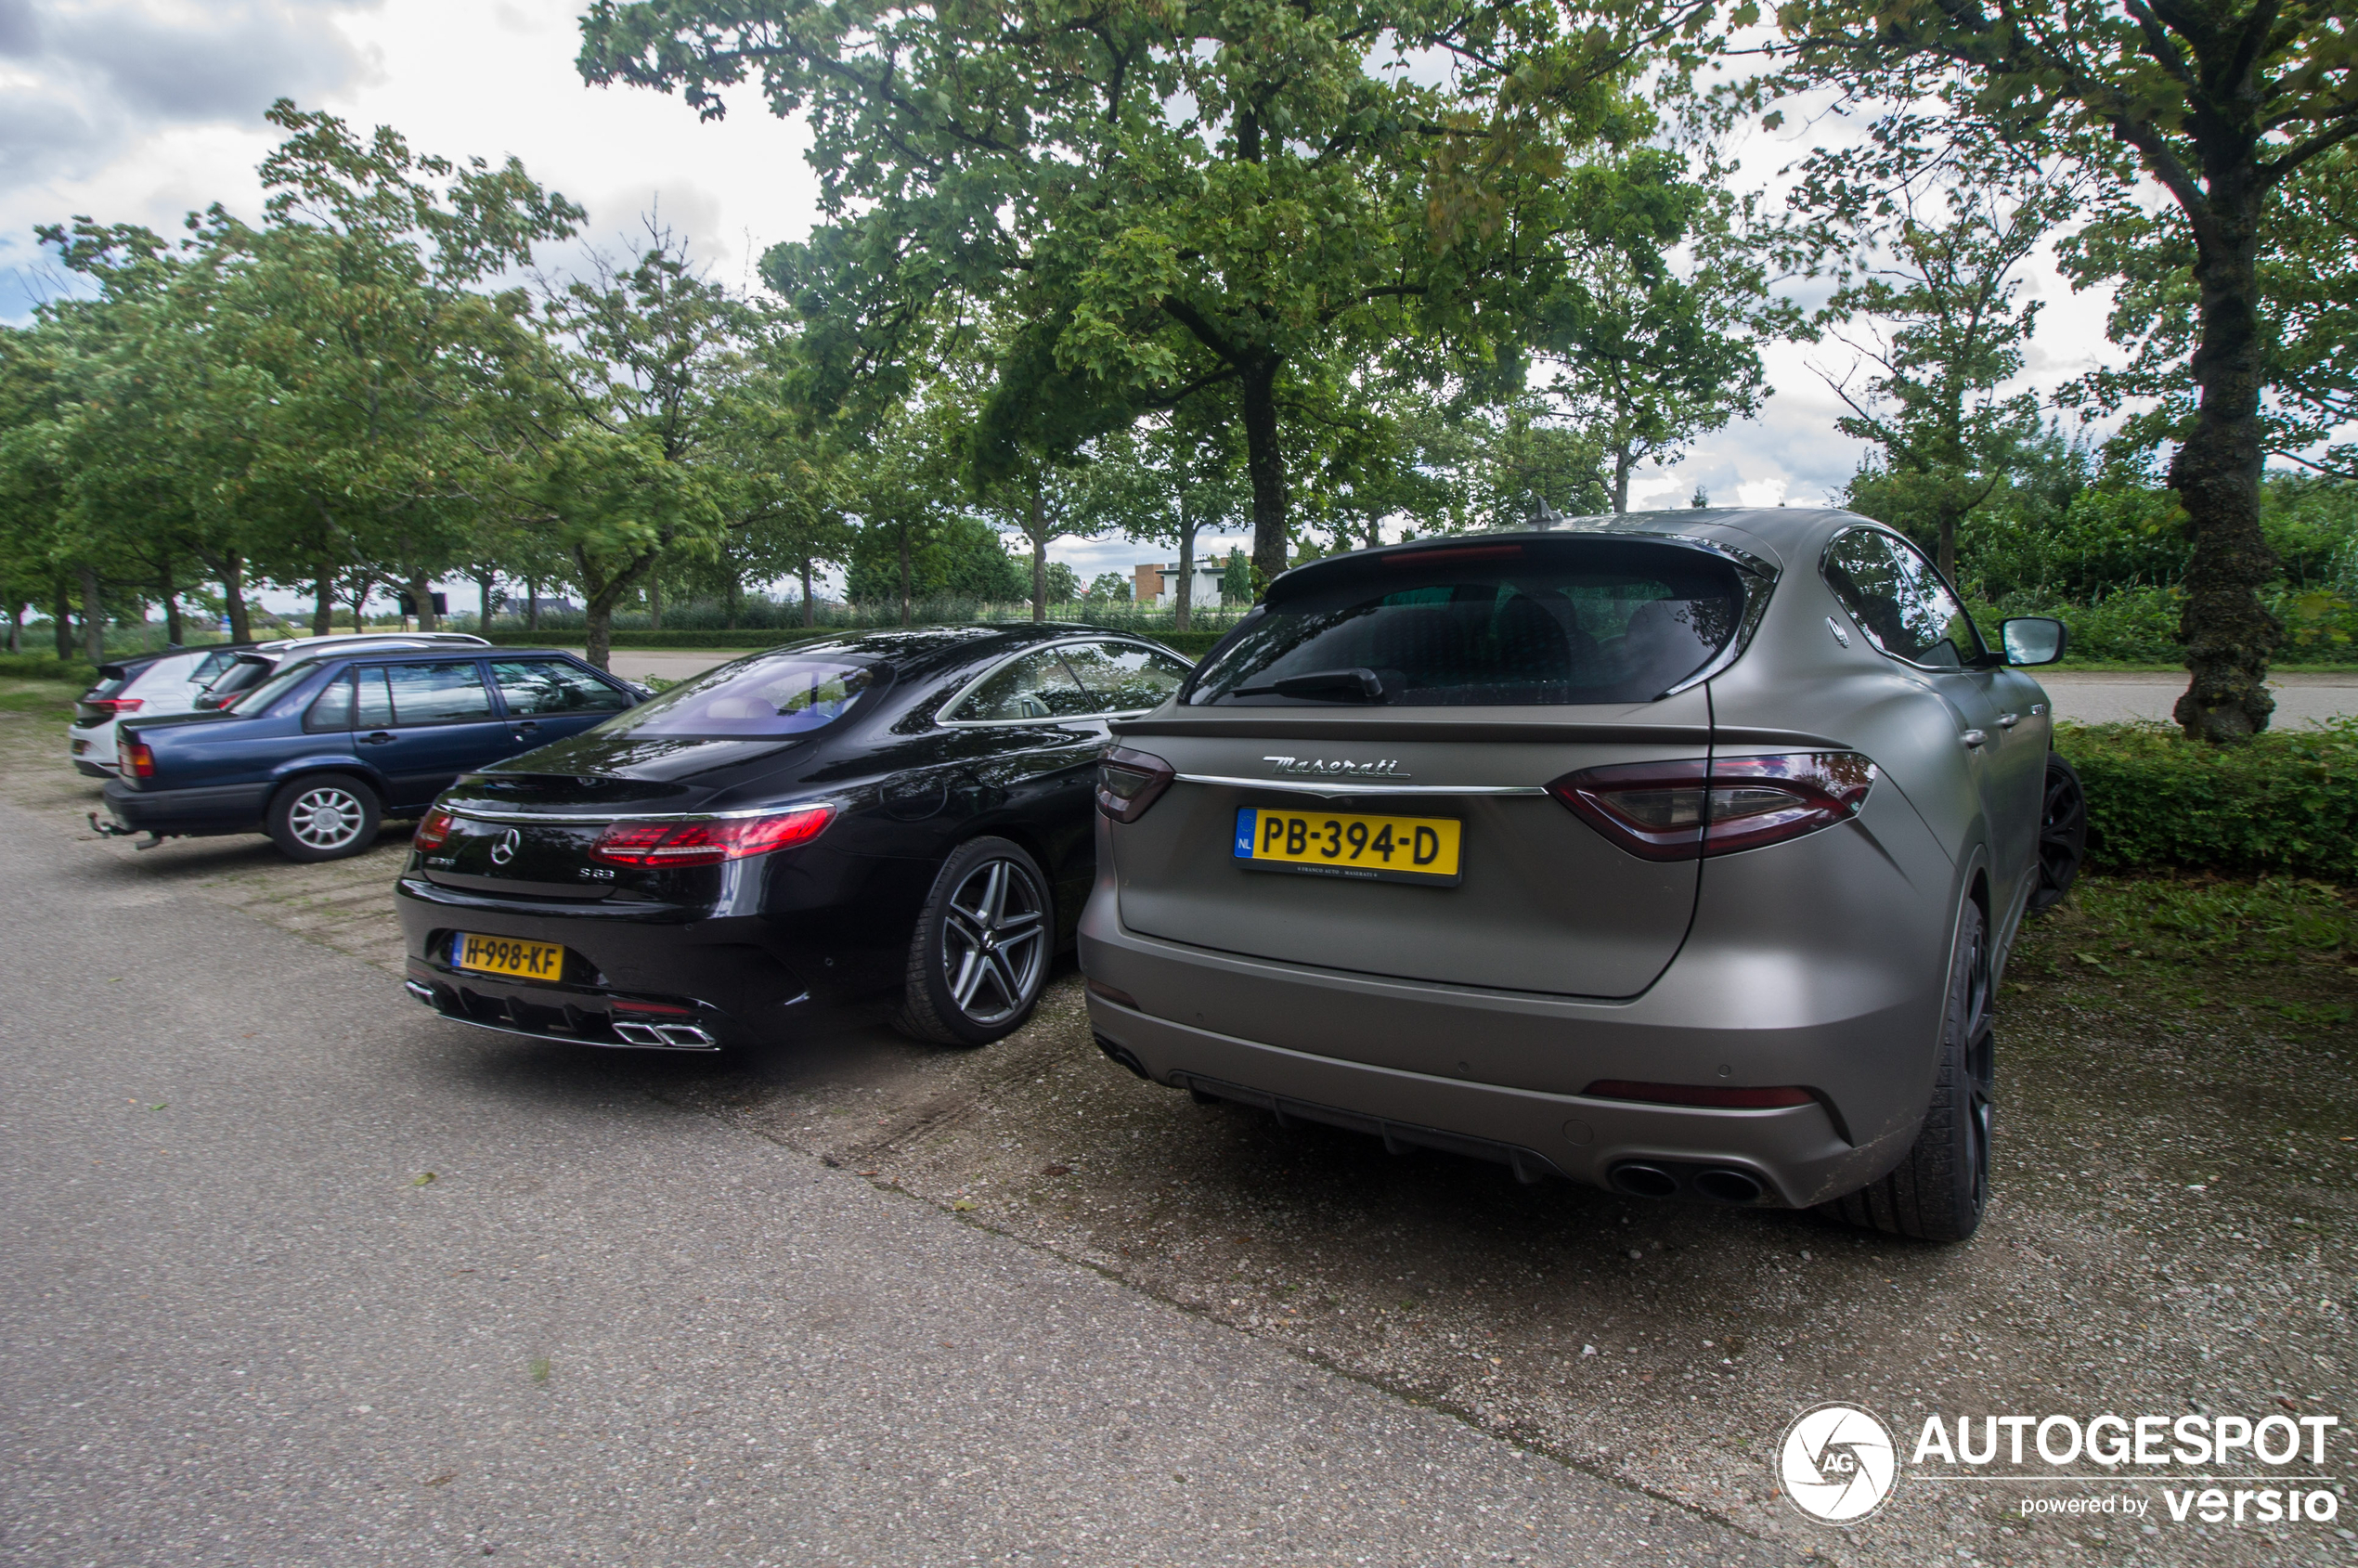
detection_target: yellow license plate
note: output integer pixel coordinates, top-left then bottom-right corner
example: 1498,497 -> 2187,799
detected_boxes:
451,932 -> 566,981
1233,806 -> 1461,886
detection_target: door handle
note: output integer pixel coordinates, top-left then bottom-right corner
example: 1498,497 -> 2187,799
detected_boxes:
515,720 -> 540,734
1997,712 -> 2019,729
1960,729 -> 1988,749
358,731 -> 395,745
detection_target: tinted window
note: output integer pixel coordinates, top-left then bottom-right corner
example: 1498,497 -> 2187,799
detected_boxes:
384,661 -> 494,725
598,655 -> 876,738
306,672 -> 355,731
948,649 -> 1098,721
1823,530 -> 1982,667
1189,539 -> 1746,706
491,660 -> 630,717
1060,641 -> 1192,713
190,650 -> 240,684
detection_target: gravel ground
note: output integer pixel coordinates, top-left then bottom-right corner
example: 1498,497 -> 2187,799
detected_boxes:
8,678 -> 2352,1567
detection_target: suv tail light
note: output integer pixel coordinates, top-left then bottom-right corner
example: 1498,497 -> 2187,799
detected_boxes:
1095,746 -> 1175,823
414,808 -> 455,850
121,739 -> 156,780
590,805 -> 835,868
1548,752 -> 1876,862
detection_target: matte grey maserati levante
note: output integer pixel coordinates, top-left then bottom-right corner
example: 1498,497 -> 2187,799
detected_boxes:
1079,509 -> 2087,1241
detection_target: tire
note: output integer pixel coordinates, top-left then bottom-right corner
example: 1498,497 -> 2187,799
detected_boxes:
1823,900 -> 1994,1242
266,773 -> 382,862
2025,752 -> 2087,915
892,836 -> 1053,1046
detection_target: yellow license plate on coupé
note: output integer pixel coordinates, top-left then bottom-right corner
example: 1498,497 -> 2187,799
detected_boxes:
1233,806 -> 1462,886
452,932 -> 565,981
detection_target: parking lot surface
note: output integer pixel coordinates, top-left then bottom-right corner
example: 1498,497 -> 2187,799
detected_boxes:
2,689 -> 2349,1567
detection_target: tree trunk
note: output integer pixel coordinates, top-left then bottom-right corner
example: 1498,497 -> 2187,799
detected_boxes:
6,603 -> 19,655
723,563 -> 740,629
898,520 -> 913,629
1937,505 -> 1960,586
648,575 -> 663,632
800,559 -> 815,627
52,580 -> 71,659
158,560 -> 183,646
1174,509 -> 1197,632
312,568 -> 334,636
1612,443 -> 1634,514
2170,186 -> 2278,743
219,554 -> 250,644
577,547 -> 659,671
407,568 -> 439,632
525,573 -> 540,633
1239,356 -> 1288,594
78,566 -> 104,666
349,575 -> 372,635
474,567 -> 497,632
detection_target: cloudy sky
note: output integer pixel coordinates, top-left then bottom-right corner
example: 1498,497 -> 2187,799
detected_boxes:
1,0 -> 2131,603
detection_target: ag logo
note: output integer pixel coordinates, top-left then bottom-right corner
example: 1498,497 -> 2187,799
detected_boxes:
1778,1402 -> 1897,1523
489,828 -> 520,866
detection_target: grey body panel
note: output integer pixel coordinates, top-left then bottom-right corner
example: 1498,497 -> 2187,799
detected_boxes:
1084,507 -> 2051,1206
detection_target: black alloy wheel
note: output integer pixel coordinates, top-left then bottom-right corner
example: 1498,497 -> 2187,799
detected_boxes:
894,836 -> 1053,1047
2026,752 -> 2088,915
1824,900 -> 1995,1243
266,772 -> 383,862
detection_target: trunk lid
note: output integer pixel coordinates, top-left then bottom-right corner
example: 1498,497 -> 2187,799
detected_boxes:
1110,692 -> 1713,997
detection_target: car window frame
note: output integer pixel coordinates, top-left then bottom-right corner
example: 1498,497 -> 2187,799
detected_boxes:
485,655 -> 634,720
1820,525 -> 1990,671
932,637 -> 1192,729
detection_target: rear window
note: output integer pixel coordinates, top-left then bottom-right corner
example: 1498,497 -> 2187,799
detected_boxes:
596,654 -> 881,738
1188,539 -> 1749,706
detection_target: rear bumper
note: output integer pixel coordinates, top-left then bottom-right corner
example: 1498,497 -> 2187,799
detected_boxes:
98,778 -> 270,836
395,874 -> 832,1049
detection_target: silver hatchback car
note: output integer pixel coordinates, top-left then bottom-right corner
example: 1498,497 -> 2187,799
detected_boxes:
1079,509 -> 2086,1241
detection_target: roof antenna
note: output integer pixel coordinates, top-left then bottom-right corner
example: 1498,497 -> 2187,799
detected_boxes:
1528,497 -> 1563,530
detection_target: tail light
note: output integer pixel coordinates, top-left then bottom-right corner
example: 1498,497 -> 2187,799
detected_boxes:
1095,746 -> 1175,823
84,697 -> 143,716
414,808 -> 455,850
1548,752 -> 1876,862
121,739 -> 156,780
1584,1079 -> 1817,1109
590,804 -> 835,868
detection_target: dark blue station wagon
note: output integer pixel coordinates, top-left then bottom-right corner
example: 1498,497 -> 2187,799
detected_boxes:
97,649 -> 641,861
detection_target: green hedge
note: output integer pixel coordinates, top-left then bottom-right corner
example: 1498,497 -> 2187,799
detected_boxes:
489,625 -> 1233,657
0,652 -> 94,683
2059,719 -> 2358,879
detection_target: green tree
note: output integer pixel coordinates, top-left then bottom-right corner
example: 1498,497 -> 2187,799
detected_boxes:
1771,0 -> 2358,740
580,0 -> 1733,590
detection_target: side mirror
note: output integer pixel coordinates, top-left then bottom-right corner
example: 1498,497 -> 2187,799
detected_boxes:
2000,616 -> 2067,667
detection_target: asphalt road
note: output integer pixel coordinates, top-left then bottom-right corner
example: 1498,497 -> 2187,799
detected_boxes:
578,649 -> 2358,728
0,794 -> 1781,1565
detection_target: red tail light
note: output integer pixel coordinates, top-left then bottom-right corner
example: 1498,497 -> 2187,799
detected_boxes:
1583,1080 -> 1818,1109
1548,752 -> 1876,862
1095,746 -> 1175,823
590,805 -> 835,868
414,808 -> 455,849
122,741 -> 156,780
86,697 -> 143,716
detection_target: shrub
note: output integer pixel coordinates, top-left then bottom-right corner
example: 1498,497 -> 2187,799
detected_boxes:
0,653 -> 94,683
2057,719 -> 2358,879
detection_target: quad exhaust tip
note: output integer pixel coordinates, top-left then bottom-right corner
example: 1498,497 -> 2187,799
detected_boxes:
613,1019 -> 719,1049
1609,1162 -> 1767,1205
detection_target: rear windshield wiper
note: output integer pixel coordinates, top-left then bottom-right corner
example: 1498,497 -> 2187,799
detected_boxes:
1221,667 -> 1390,703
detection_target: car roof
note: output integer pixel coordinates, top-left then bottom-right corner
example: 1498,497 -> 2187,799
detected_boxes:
1272,507 -> 1865,592
740,623 -> 1170,684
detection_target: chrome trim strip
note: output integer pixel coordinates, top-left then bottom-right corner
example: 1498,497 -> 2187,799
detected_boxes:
444,799 -> 840,825
1174,773 -> 1549,797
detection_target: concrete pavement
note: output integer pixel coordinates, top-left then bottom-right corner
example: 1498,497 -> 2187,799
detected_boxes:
0,800 -> 1781,1565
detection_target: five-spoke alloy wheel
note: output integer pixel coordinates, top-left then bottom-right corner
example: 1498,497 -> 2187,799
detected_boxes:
2026,752 -> 2088,914
895,836 -> 1052,1046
